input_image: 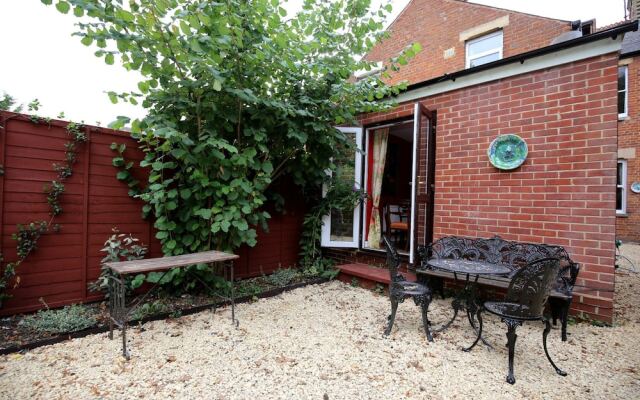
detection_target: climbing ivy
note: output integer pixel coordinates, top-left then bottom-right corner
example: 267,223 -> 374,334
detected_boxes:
0,105 -> 88,307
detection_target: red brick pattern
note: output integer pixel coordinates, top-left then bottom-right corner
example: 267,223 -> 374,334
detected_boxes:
617,56 -> 640,242
352,54 -> 620,322
366,0 -> 571,85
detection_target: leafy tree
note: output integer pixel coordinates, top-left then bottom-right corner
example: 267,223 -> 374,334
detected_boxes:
44,0 -> 419,289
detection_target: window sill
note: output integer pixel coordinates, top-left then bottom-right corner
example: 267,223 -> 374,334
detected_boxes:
618,115 -> 629,121
616,212 -> 628,217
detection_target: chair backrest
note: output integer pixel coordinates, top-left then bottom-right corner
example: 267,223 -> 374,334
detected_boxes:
382,235 -> 403,282
506,257 -> 560,318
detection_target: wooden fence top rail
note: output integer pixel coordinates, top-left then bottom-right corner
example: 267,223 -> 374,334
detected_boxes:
105,250 -> 239,274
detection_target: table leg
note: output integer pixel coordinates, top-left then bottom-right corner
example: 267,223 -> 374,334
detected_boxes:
229,260 -> 238,328
462,275 -> 492,349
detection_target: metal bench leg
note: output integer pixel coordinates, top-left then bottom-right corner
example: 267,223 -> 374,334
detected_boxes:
229,260 -> 237,327
108,274 -> 129,359
543,317 -> 567,377
560,299 -> 570,342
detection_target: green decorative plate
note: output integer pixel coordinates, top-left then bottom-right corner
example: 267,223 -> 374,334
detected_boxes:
488,134 -> 528,170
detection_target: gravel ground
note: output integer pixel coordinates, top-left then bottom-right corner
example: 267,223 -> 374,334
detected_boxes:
1,249 -> 639,399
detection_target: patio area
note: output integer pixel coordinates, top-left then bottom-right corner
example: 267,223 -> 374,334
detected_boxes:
0,247 -> 639,399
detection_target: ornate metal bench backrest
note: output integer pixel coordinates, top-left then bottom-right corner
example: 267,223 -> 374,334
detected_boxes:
418,236 -> 579,292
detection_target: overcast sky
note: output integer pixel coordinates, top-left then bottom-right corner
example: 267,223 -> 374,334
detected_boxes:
0,0 -> 627,125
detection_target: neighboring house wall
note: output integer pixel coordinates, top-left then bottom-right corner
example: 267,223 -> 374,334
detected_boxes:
366,0 -> 572,85
336,53 -> 619,322
0,113 -> 305,315
618,55 -> 640,242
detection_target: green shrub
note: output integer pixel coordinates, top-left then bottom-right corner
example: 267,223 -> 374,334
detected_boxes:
88,228 -> 148,296
265,268 -> 299,287
130,300 -> 169,321
20,304 -> 96,334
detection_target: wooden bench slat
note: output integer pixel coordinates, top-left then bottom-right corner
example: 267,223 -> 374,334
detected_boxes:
105,250 -> 239,274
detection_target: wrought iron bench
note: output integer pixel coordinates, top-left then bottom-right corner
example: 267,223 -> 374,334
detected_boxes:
416,236 -> 580,341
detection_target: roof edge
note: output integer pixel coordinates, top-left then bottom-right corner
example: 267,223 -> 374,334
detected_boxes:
455,0 -> 572,24
404,20 -> 639,92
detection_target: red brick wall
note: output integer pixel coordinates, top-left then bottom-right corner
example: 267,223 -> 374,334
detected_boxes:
354,53 -> 620,322
367,0 -> 571,85
617,56 -> 640,242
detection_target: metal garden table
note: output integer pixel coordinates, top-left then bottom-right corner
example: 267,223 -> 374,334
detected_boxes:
426,258 -> 511,349
105,250 -> 239,360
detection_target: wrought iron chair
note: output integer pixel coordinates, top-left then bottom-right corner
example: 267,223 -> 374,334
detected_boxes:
464,257 -> 567,384
382,235 -> 433,341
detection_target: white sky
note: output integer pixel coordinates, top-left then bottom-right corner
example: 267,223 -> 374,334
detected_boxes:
0,0 -> 626,125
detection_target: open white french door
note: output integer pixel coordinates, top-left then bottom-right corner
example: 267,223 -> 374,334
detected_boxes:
320,104 -> 430,265
320,127 -> 363,247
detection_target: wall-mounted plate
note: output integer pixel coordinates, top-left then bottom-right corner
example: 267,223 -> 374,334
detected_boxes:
631,182 -> 640,194
488,134 -> 528,170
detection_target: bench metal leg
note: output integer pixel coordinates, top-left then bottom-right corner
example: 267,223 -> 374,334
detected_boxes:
560,299 -> 570,342
108,273 -> 129,359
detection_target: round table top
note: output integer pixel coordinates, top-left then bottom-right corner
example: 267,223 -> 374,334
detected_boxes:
427,258 -> 512,276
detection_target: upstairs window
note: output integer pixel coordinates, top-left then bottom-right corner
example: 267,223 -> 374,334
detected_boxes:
466,30 -> 503,68
617,159 -> 627,215
618,66 -> 628,118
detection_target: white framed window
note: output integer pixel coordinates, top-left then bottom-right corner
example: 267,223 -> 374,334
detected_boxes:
465,30 -> 503,68
618,66 -> 628,119
617,159 -> 627,215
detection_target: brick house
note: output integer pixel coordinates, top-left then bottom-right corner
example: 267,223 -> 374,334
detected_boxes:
617,0 -> 640,242
321,0 -> 638,323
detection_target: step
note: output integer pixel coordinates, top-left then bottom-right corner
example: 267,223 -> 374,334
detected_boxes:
336,263 -> 417,289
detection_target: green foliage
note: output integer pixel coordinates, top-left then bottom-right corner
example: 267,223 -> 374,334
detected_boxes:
44,181 -> 65,216
374,283 -> 385,295
236,280 -> 263,298
20,304 -> 97,334
0,92 -> 23,113
350,277 -> 360,287
299,181 -> 365,278
130,300 -> 169,321
46,0 -> 419,292
89,229 -> 148,295
265,268 -> 299,287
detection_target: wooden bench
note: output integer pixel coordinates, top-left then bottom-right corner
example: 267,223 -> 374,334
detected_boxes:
416,236 -> 580,341
105,250 -> 239,359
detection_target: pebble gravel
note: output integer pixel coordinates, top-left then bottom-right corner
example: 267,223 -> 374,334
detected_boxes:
1,248 -> 640,399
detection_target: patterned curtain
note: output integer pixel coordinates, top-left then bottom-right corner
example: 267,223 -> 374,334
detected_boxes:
368,127 -> 389,249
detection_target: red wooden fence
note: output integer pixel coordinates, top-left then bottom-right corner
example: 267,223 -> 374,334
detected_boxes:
0,112 -> 305,316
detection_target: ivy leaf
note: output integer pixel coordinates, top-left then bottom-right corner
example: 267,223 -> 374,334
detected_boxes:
80,36 -> 93,46
180,188 -> 192,199
55,1 -> 70,14
105,53 -> 115,65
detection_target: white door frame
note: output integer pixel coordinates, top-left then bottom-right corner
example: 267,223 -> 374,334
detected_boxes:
320,127 -> 363,248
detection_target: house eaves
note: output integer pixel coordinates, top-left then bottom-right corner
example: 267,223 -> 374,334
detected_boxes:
394,20 -> 638,104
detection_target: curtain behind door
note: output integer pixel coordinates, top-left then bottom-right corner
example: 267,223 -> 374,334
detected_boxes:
367,127 -> 389,249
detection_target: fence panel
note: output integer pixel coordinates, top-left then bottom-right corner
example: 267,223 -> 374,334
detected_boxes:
0,112 -> 305,315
